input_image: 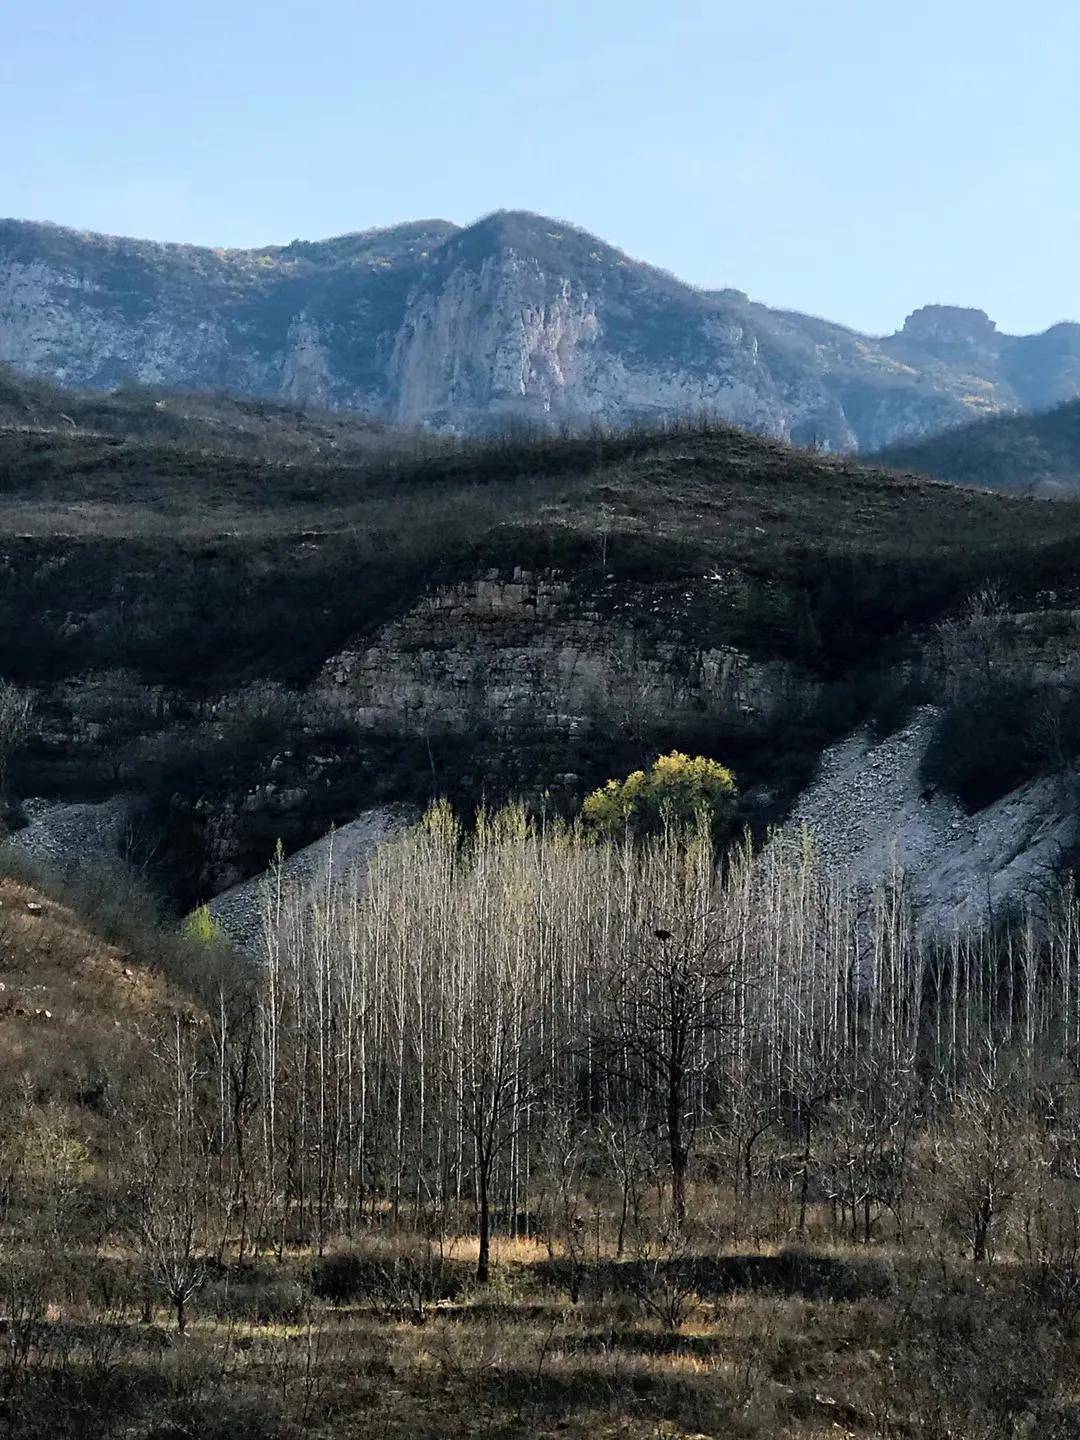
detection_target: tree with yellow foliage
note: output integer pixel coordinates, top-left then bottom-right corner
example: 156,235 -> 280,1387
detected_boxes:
581,751 -> 737,837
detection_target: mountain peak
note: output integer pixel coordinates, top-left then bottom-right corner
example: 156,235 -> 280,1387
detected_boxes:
901,304 -> 997,344
449,208 -> 623,263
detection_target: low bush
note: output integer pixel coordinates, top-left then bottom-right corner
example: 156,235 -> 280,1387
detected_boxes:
200,1266 -> 307,1325
543,1249 -> 894,1306
0,846 -> 247,1004
309,1248 -> 470,1314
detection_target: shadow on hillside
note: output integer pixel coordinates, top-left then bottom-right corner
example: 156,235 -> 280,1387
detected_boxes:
534,1248 -> 894,1303
446,1301 -> 557,1325
570,1327 -> 726,1358
480,1363 -> 733,1431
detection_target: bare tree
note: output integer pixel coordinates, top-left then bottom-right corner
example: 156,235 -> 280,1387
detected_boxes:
937,1049 -> 1025,1264
125,1015 -> 210,1332
595,891 -> 745,1229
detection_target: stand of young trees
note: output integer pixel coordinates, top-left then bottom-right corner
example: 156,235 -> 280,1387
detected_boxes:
90,804 -> 1080,1289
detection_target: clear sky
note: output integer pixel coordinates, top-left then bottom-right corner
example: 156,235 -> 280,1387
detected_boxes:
3,0 -> 1078,336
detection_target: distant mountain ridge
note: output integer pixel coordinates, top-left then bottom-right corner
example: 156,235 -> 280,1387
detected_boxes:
3,209 -> 1080,448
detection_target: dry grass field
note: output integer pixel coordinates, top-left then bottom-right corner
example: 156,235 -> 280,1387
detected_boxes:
2,1200 -> 1073,1439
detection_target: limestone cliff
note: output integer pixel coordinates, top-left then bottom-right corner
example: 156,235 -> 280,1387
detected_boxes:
3,211 -> 1079,448
320,566 -> 803,740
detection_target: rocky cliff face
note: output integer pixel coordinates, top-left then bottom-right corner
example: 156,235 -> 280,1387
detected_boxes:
3,210 -> 1079,449
321,566 -> 804,740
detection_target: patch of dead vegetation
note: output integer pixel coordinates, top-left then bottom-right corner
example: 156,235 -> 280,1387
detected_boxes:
0,877 -> 200,1120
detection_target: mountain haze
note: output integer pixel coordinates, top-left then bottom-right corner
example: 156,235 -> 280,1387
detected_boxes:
4,210 -> 1080,447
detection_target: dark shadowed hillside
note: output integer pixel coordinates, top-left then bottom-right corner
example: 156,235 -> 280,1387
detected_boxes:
875,397 -> 1080,495
7,402 -> 1080,907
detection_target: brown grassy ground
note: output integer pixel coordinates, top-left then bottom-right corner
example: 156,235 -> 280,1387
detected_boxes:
3,1219 -> 1068,1440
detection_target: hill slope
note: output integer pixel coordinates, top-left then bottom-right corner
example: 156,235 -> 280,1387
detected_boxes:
4,211 -> 1080,447
875,396 -> 1080,495
0,361 -> 439,466
8,412 -> 1080,909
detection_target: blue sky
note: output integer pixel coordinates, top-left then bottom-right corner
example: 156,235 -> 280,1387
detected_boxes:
3,0 -> 1078,335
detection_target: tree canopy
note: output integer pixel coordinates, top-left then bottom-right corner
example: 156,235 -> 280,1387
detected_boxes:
581,751 -> 736,836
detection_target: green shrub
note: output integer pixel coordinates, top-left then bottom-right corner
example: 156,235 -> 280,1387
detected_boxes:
184,904 -> 219,945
